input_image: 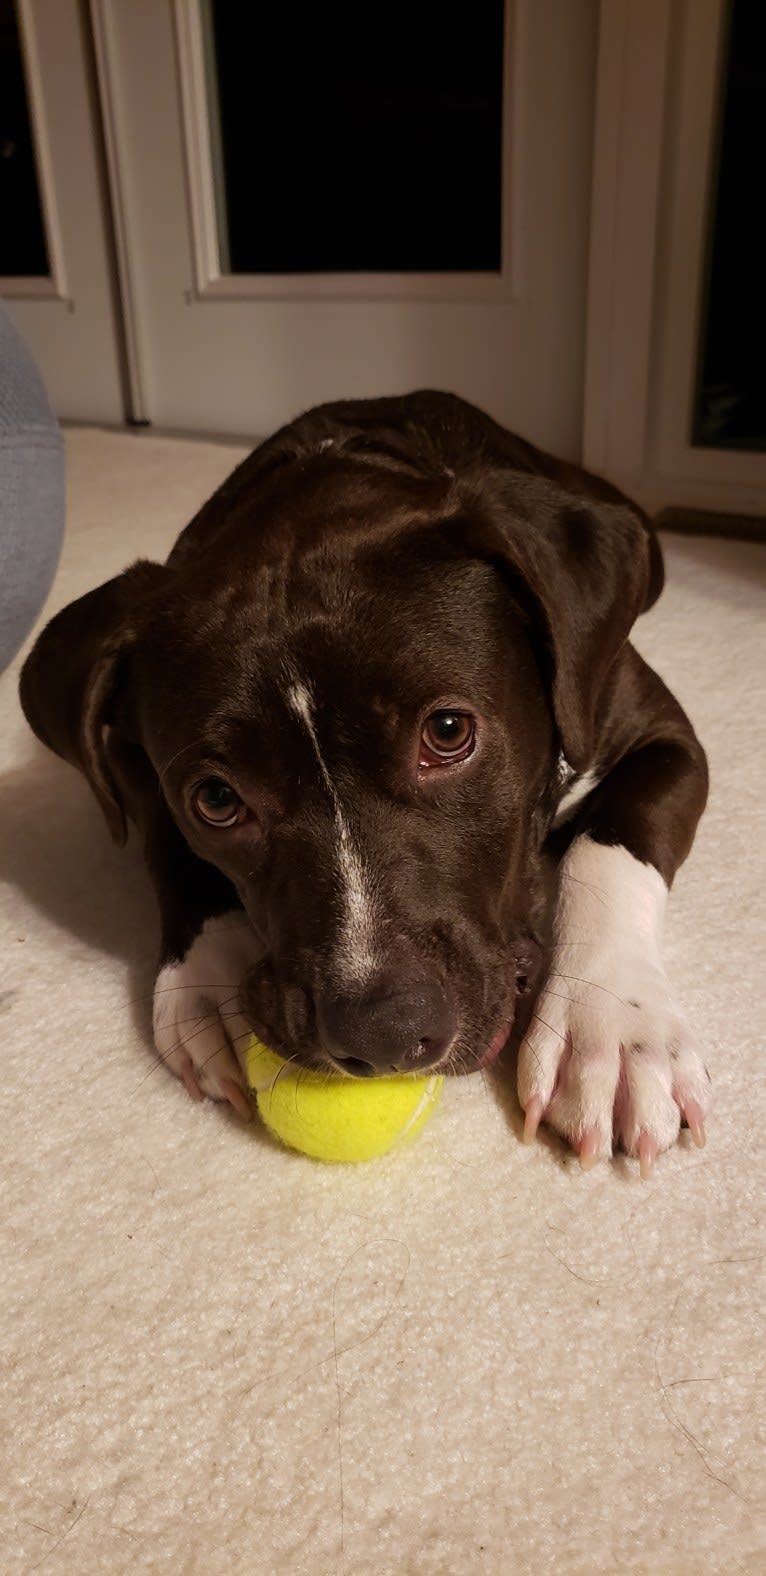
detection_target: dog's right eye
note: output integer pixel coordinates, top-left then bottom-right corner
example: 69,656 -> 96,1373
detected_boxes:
192,778 -> 243,827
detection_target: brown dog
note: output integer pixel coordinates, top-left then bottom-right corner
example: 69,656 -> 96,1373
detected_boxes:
20,392 -> 710,1173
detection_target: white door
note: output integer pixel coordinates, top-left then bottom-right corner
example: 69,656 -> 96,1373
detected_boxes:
584,0 -> 766,516
0,0 -> 125,424
88,0 -> 599,455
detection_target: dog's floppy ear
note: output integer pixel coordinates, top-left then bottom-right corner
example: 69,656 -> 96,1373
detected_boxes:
19,560 -> 166,844
463,472 -> 662,772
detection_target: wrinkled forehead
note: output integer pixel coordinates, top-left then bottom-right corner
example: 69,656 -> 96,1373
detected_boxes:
136,535 -> 520,761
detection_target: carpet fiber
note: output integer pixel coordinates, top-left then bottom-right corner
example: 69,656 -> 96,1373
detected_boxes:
1,428 -> 765,1576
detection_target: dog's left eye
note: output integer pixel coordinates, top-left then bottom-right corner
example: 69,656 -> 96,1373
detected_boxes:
192,778 -> 244,827
420,710 -> 476,768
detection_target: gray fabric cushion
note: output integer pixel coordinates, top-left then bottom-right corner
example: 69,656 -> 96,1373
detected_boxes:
0,301 -> 65,672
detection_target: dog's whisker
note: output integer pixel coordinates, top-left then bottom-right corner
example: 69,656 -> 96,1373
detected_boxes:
548,970 -> 628,1005
148,1005 -> 243,1033
526,1011 -> 568,1043
125,984 -> 245,1017
164,1011 -> 239,1049
147,984 -> 244,999
133,1016 -> 220,1087
196,1040 -> 245,1077
557,871 -> 612,909
268,1050 -> 304,1100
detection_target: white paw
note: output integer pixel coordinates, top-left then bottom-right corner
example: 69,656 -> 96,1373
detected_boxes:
152,912 -> 259,1119
518,959 -> 711,1172
518,837 -> 711,1175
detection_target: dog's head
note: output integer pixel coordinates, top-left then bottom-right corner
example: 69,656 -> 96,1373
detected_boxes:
21,393 -> 661,1077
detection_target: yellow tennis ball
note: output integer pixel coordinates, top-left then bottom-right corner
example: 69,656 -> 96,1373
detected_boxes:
245,1036 -> 443,1162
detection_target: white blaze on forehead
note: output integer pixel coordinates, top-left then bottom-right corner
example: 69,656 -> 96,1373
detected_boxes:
286,680 -> 316,739
286,679 -> 379,984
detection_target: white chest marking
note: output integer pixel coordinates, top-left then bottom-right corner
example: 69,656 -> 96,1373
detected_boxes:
286,679 -> 378,985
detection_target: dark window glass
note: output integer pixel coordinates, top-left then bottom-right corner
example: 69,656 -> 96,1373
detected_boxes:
694,0 -> 766,451
0,0 -> 49,277
207,0 -> 504,274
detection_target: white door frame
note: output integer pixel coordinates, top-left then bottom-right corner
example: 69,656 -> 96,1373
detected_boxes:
1,0 -> 126,424
584,0 -> 766,516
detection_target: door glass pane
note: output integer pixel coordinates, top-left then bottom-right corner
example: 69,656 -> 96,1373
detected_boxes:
203,0 -> 504,275
694,0 -> 765,451
0,0 -> 49,276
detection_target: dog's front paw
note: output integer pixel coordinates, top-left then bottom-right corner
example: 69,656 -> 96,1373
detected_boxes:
152,912 -> 259,1119
517,954 -> 711,1176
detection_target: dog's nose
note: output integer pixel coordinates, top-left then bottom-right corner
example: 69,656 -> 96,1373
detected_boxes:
317,978 -> 455,1076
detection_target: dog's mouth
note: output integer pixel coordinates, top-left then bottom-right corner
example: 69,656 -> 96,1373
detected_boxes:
248,997 -> 518,1077
472,948 -> 541,1071
476,1016 -> 514,1069
242,939 -> 543,1077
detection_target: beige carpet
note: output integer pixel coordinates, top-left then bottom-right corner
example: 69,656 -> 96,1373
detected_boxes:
1,428 -> 765,1576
